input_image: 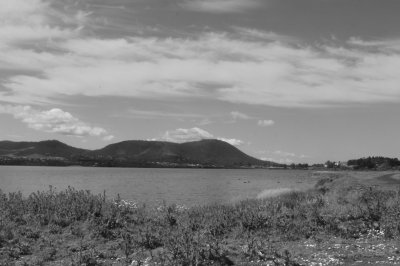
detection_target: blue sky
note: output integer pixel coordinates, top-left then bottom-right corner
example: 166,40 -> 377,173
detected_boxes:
1,0 -> 400,163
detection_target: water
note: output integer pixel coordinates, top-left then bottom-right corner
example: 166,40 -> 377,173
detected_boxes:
0,166 -> 319,206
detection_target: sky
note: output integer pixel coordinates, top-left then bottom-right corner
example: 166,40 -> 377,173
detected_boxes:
1,0 -> 400,164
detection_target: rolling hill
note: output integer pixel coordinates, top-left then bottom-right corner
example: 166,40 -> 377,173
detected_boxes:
91,139 -> 268,166
0,139 -> 276,168
0,140 -> 87,158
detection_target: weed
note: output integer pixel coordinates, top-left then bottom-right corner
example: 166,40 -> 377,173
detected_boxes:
1,178 -> 400,265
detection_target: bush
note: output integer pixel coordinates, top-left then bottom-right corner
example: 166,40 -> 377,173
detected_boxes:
2,183 -> 400,265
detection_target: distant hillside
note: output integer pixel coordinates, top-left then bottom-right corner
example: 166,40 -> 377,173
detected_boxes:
91,140 -> 180,161
0,140 -> 87,158
92,139 -> 269,167
0,139 -> 276,168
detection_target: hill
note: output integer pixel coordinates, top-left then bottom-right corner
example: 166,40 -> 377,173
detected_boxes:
0,139 -> 275,168
0,140 -> 87,158
91,139 -> 269,167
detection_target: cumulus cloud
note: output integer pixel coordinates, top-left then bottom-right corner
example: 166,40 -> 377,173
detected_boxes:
230,111 -> 251,120
160,127 -> 243,146
161,127 -> 213,143
230,112 -> 274,127
257,150 -> 310,163
0,105 -> 113,140
217,137 -> 244,146
181,0 -> 261,13
258,120 -> 275,127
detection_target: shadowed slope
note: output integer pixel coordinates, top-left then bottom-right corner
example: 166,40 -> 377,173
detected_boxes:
0,140 -> 88,158
92,139 -> 272,166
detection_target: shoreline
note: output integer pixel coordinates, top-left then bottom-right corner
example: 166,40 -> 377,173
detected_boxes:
376,172 -> 400,184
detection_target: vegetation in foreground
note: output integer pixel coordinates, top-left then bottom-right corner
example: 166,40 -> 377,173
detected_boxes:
1,174 -> 400,265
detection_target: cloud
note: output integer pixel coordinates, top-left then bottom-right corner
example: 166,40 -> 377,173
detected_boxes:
102,135 -> 115,141
181,0 -> 261,13
230,112 -> 275,127
0,104 -> 113,140
160,127 -> 243,146
217,137 -> 243,146
274,150 -> 296,157
160,127 -> 213,143
234,27 -> 298,43
261,157 -> 294,164
258,150 -> 310,163
125,109 -> 204,120
230,111 -> 251,120
0,0 -> 78,45
196,118 -> 213,126
348,37 -> 400,52
2,20 -> 400,108
0,0 -> 48,24
257,120 -> 275,127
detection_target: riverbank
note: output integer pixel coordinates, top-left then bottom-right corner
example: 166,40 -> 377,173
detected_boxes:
1,172 -> 400,265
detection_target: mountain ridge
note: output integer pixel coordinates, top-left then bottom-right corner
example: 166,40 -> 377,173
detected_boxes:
0,139 -> 278,168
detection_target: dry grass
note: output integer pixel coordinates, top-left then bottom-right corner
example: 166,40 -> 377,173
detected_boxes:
1,173 -> 400,265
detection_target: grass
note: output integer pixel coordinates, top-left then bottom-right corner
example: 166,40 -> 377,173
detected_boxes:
1,173 -> 400,265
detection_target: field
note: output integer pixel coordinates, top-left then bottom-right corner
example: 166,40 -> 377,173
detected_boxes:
1,172 -> 400,265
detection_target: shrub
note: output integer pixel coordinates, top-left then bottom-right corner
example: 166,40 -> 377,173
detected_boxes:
2,183 -> 400,265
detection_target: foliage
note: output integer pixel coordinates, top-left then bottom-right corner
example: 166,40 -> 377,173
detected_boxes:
347,156 -> 400,169
1,178 -> 400,265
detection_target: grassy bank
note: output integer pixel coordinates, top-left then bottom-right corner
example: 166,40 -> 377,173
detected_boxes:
1,174 -> 400,265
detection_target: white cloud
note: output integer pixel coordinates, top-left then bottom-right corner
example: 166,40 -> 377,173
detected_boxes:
261,157 -> 294,164
196,118 -> 214,126
0,104 -> 113,140
230,111 -> 251,120
274,150 -> 296,157
125,109 -> 204,120
348,37 -> 400,52
2,26 -> 400,108
217,137 -> 243,146
230,112 -> 275,127
161,127 -> 213,143
0,2 -> 399,109
102,135 -> 115,141
0,25 -> 73,44
160,127 -> 243,146
258,150 -> 310,163
258,120 -> 275,127
0,0 -> 77,44
234,27 -> 297,43
272,150 -> 310,160
182,0 -> 261,13
0,0 -> 48,23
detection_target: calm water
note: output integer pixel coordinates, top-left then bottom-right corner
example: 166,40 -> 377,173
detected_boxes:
0,166 -> 319,206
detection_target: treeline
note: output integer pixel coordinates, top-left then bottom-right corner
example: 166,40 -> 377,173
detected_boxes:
286,163 -> 310,169
347,156 -> 400,170
0,157 -> 70,166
